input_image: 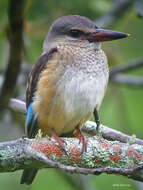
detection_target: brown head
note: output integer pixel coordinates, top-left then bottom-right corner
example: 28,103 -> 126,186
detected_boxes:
43,15 -> 130,53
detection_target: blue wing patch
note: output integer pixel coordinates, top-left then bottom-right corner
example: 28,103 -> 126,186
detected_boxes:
26,102 -> 38,138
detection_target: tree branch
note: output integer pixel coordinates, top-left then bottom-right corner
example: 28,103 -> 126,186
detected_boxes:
110,58 -> 143,77
9,98 -> 26,114
0,0 -> 25,108
95,0 -> 135,28
0,134 -> 143,182
110,74 -> 143,87
83,121 -> 143,146
109,58 -> 143,87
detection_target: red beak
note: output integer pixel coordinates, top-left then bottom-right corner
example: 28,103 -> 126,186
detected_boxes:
87,29 -> 130,42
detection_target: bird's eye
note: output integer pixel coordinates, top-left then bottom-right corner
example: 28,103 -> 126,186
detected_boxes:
69,29 -> 83,38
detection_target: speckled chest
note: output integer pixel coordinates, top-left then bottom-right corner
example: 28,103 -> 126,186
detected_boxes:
55,45 -> 109,115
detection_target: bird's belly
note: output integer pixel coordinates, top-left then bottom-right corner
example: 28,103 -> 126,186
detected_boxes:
36,73 -> 107,136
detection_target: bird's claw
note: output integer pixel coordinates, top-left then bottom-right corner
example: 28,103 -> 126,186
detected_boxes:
74,125 -> 87,152
51,129 -> 67,155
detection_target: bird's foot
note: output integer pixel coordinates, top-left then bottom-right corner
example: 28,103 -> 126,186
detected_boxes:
51,129 -> 67,154
74,125 -> 87,152
94,108 -> 102,137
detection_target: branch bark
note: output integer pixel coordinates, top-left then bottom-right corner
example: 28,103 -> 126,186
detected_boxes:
0,132 -> 143,182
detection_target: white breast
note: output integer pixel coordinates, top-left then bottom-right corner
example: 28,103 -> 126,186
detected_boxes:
59,72 -> 103,115
52,67 -> 108,134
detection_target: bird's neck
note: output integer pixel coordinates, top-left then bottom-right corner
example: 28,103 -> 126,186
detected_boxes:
56,43 -> 108,79
42,39 -> 101,54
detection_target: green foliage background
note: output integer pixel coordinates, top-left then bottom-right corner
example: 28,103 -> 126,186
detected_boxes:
0,0 -> 143,189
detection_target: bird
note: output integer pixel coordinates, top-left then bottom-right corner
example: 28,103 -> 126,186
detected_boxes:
20,15 -> 129,185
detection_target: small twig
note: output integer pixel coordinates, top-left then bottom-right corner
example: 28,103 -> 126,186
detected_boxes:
0,0 -> 25,108
9,98 -> 26,114
110,74 -> 143,87
83,121 -> 143,146
95,0 -> 135,28
110,59 -> 143,77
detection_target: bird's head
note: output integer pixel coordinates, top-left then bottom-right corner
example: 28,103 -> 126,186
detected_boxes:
43,15 -> 130,53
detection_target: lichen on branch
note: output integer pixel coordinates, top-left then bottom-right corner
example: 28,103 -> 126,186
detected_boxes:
0,127 -> 143,182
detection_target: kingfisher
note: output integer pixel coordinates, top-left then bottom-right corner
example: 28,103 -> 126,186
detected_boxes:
20,15 -> 129,185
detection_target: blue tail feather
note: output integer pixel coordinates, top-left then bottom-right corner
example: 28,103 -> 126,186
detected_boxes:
21,102 -> 39,185
26,102 -> 38,138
